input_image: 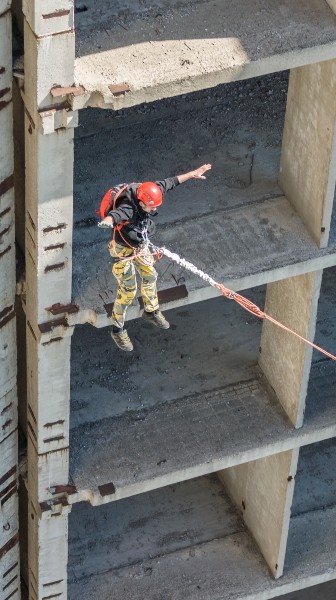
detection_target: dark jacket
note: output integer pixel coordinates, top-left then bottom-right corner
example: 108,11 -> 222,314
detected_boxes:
107,177 -> 179,248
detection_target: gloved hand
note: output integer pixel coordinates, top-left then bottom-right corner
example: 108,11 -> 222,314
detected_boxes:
98,221 -> 113,229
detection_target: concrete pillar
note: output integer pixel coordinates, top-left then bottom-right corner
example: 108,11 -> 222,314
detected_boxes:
28,499 -> 70,600
279,60 -> 336,247
259,271 -> 322,428
219,448 -> 299,579
22,3 -> 76,598
0,4 -> 20,598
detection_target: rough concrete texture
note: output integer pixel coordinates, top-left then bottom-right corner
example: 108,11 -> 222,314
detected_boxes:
68,501 -> 336,600
219,449 -> 299,578
259,271 -> 322,427
23,19 -> 75,116
68,474 -> 245,580
69,271 -> 336,504
279,60 -> 336,248
28,509 -> 68,600
22,0 -> 74,37
25,123 -> 75,328
72,72 -> 336,326
73,0 -> 336,109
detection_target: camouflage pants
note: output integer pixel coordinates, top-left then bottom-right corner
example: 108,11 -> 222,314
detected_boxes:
109,241 -> 159,328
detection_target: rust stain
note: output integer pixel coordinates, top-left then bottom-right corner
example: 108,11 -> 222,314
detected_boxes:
44,243 -> 65,251
98,482 -> 116,496
0,533 -> 19,560
39,317 -> 68,334
27,210 -> 36,231
43,9 -> 70,19
45,302 -> 79,315
27,321 -> 37,341
0,465 -> 16,487
0,308 -> 15,329
0,245 -> 11,259
0,207 -> 10,219
0,87 -> 10,99
44,262 -> 65,273
0,99 -> 11,111
2,419 -> 12,431
0,175 -> 14,197
43,223 -> 66,234
44,419 -> 65,428
43,434 -> 65,443
1,403 -> 12,416
0,67 -> 5,75
0,226 -> 10,238
28,404 -> 37,425
50,85 -> 85,98
42,337 -> 63,346
108,83 -> 130,96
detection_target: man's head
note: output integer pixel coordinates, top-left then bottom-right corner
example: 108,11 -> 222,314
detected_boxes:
137,182 -> 162,212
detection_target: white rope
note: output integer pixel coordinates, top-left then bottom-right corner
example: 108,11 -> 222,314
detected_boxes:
149,243 -> 218,288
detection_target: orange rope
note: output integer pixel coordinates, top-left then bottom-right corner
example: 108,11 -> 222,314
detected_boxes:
215,283 -> 336,361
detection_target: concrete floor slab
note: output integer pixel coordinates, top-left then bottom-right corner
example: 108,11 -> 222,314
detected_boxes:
68,502 -> 336,600
68,268 -> 336,505
73,0 -> 336,109
68,474 -> 245,580
69,359 -> 336,506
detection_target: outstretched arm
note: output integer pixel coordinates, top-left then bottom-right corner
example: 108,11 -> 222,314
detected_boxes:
177,163 -> 212,184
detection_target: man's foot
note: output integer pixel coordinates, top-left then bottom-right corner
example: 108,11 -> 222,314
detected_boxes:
143,310 -> 170,329
111,327 -> 133,352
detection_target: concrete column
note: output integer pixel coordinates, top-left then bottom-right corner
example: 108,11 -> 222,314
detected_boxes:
0,4 -> 20,599
279,60 -> 336,247
219,448 -> 299,579
259,270 -> 322,428
22,4 -> 76,598
28,499 -> 70,600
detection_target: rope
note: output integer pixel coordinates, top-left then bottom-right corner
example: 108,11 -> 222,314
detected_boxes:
149,243 -> 336,362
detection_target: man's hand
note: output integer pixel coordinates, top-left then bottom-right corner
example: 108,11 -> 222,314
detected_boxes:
191,164 -> 212,179
177,163 -> 212,184
98,216 -> 114,229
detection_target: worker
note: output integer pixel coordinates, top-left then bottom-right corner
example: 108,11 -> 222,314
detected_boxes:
98,163 -> 211,351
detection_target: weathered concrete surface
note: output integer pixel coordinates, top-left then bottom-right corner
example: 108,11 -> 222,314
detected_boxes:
0,8 -> 19,599
73,0 -> 336,109
28,508 -> 69,600
219,449 -> 299,578
23,0 -> 74,36
68,502 -> 336,600
279,60 -> 336,248
25,123 -> 74,328
68,474 -> 245,580
68,284 -> 336,505
259,271 -> 322,427
24,19 -> 75,115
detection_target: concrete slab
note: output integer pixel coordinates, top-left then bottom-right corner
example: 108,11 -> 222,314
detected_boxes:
68,474 -> 245,580
69,339 -> 336,505
73,0 -> 336,109
67,502 -> 336,600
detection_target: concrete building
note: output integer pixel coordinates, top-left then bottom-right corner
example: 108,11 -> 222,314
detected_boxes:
1,0 -> 336,599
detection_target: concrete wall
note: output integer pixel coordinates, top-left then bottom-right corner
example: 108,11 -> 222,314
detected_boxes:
279,60 -> 336,248
0,4 -> 20,598
259,271 -> 322,428
219,449 -> 299,578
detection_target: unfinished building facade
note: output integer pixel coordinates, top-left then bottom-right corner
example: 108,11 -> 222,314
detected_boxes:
1,1 -> 336,599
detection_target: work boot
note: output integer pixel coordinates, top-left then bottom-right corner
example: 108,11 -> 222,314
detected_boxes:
111,327 -> 133,352
143,310 -> 170,329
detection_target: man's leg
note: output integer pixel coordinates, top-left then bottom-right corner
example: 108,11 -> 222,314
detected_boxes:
110,244 -> 137,350
134,252 -> 170,329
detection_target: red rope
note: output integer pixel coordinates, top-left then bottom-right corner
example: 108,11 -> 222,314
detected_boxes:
215,283 -> 336,362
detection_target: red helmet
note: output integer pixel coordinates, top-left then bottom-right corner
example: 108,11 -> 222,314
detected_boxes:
137,182 -> 162,208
